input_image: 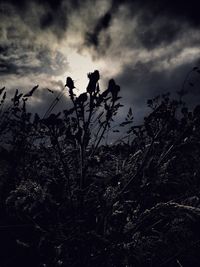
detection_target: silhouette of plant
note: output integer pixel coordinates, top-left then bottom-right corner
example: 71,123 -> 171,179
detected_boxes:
1,69 -> 200,267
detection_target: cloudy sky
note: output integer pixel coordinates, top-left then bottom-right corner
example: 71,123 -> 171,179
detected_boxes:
0,0 -> 200,120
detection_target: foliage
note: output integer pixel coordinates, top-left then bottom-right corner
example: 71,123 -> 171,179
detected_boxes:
1,69 -> 200,266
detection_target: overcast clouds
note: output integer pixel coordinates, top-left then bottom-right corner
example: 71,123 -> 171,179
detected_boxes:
0,0 -> 200,119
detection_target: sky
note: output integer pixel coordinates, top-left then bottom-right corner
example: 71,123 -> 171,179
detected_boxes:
0,0 -> 200,121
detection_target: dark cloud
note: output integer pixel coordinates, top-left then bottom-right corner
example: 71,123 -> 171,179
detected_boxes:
84,0 -> 126,50
2,0 -> 200,50
0,60 -> 16,75
0,45 -> 8,55
114,58 -> 200,123
40,12 -> 54,29
39,9 -> 68,38
0,45 -> 68,76
118,0 -> 200,26
2,0 -> 64,10
153,0 -> 200,27
135,17 -> 180,50
83,0 -> 200,54
86,12 -> 112,47
0,0 -> 68,39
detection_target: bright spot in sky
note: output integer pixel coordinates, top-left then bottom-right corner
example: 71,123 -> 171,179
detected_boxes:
67,50 -> 100,92
56,48 -> 101,94
57,46 -> 122,95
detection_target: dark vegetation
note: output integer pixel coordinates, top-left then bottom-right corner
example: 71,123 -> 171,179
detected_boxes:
1,68 -> 200,266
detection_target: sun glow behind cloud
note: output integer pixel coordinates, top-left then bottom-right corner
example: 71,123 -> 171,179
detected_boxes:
56,43 -> 122,94
57,49 -> 100,93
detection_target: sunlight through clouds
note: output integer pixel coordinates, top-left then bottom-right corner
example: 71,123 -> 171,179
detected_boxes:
1,0 -> 200,116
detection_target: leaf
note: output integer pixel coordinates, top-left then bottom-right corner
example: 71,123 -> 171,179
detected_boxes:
24,85 -> 39,97
120,121 -> 132,127
77,92 -> 87,103
47,88 -> 54,93
128,107 -> 132,117
101,89 -> 109,98
63,108 -> 75,116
